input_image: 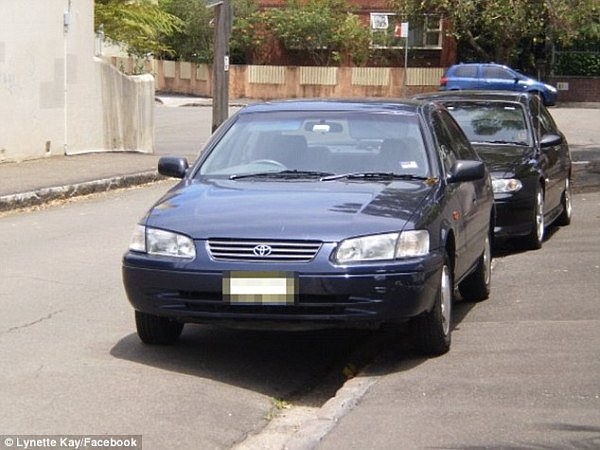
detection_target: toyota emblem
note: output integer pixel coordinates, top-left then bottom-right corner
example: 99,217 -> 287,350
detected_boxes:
253,244 -> 272,257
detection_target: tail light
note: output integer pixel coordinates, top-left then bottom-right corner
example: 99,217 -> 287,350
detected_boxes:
440,76 -> 448,87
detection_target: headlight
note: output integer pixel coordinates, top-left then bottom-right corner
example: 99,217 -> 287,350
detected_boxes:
129,225 -> 196,259
396,230 -> 430,258
334,230 -> 429,264
492,178 -> 523,193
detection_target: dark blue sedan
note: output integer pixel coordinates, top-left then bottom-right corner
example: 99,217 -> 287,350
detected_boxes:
122,99 -> 494,356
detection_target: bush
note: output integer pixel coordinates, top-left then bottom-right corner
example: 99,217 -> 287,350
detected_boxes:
554,52 -> 600,76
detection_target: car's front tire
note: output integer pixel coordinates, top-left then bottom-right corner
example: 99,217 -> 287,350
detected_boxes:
135,311 -> 184,345
411,252 -> 452,356
556,178 -> 572,226
523,186 -> 544,250
458,233 -> 491,302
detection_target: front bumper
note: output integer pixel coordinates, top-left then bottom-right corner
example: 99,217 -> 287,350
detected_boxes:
493,192 -> 536,238
122,248 -> 443,329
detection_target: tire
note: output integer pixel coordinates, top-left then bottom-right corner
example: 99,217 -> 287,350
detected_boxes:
458,233 -> 491,302
411,251 -> 453,356
556,178 -> 572,226
135,311 -> 184,345
523,186 -> 544,250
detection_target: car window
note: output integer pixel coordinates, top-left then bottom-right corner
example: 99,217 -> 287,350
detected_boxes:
452,65 -> 478,78
482,66 -> 515,80
431,111 -> 460,173
197,111 -> 431,177
438,110 -> 480,160
529,96 -> 558,138
444,101 -> 532,147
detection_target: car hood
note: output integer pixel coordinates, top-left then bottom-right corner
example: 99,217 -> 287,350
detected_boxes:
144,178 -> 435,241
472,144 -> 535,177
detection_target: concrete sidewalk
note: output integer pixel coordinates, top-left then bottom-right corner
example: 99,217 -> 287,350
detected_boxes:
0,152 -> 164,212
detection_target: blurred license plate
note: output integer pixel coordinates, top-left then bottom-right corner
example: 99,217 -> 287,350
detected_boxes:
223,271 -> 297,305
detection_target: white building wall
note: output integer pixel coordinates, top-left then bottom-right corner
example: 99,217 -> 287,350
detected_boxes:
0,0 -> 153,162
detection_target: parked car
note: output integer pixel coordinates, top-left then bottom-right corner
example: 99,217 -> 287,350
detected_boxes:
122,99 -> 494,356
414,91 -> 572,249
440,63 -> 558,106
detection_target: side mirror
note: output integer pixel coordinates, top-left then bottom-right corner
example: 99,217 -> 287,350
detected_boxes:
540,133 -> 562,148
447,160 -> 485,184
158,156 -> 189,179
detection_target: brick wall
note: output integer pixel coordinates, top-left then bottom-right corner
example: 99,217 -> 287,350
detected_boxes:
549,76 -> 600,103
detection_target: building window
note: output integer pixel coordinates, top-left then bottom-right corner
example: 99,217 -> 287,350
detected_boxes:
370,13 -> 442,50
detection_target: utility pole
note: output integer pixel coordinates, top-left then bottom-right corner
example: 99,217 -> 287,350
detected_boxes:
206,0 -> 232,132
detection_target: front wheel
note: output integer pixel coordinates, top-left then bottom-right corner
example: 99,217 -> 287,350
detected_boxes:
556,178 -> 572,226
523,186 -> 544,250
411,252 -> 453,356
458,233 -> 491,302
135,311 -> 184,345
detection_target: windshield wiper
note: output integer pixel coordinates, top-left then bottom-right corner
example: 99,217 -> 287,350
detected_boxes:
229,170 -> 333,180
474,140 -> 529,146
320,172 -> 430,181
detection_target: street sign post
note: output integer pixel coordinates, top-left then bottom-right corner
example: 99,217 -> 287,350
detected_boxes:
402,22 -> 409,97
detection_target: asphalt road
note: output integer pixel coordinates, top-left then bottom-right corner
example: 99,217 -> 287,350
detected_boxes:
154,105 -> 243,161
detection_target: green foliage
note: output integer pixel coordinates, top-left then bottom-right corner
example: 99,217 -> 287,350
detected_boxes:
230,1 -> 268,64
95,0 -> 183,58
158,0 -> 214,62
389,0 -> 600,67
231,0 -> 371,66
554,52 -> 600,76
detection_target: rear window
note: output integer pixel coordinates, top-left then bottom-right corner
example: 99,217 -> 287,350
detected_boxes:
452,65 -> 478,78
444,102 -> 532,146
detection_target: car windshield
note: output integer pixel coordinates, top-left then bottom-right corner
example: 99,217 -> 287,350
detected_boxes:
197,111 -> 430,179
445,102 -> 532,147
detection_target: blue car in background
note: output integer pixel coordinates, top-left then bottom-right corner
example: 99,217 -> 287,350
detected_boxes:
440,63 -> 558,106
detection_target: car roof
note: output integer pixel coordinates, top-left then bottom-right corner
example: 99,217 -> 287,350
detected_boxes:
414,90 -> 530,104
450,62 -> 510,68
240,98 -> 427,115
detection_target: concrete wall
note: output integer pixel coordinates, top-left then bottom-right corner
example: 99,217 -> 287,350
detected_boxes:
0,0 -> 153,162
116,57 -> 443,99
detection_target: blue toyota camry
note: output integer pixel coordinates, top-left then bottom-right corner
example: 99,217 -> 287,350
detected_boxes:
122,99 -> 494,356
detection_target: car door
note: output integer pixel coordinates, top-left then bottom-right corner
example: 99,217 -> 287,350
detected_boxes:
482,65 -> 518,91
452,64 -> 479,90
529,96 -> 569,212
431,110 -> 486,279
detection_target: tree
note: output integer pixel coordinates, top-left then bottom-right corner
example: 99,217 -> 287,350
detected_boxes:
157,0 -> 213,63
231,0 -> 371,66
95,0 -> 182,58
388,0 -> 600,68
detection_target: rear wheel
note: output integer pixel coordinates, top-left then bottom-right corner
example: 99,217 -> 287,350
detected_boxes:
523,186 -> 544,250
411,252 -> 453,356
135,311 -> 184,345
556,178 -> 572,226
458,233 -> 491,302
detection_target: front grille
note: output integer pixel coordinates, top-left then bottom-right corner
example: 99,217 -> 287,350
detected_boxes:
207,239 -> 322,262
